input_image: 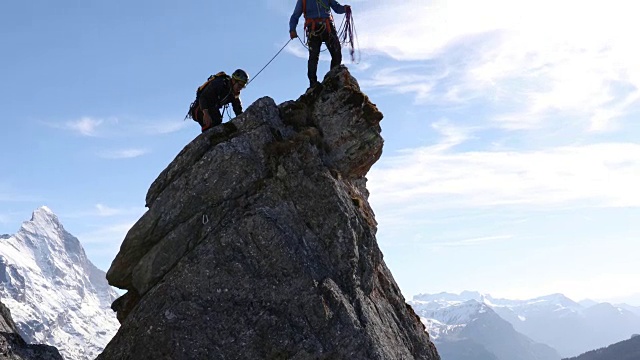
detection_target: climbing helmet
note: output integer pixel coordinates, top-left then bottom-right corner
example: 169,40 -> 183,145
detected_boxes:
232,69 -> 249,88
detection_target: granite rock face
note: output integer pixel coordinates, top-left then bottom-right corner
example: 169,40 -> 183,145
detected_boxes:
0,301 -> 62,360
99,66 -> 440,360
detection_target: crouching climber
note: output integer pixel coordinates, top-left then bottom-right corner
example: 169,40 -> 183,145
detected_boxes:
186,69 -> 249,132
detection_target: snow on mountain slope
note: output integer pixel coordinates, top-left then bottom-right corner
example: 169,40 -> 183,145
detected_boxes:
413,298 -> 489,325
421,317 -> 467,340
414,300 -> 487,341
0,206 -> 119,360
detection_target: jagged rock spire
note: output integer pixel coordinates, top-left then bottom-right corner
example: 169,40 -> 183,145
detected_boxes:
99,67 -> 440,360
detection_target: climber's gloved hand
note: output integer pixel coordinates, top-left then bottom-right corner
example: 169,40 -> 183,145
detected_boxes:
345,5 -> 351,12
290,30 -> 298,39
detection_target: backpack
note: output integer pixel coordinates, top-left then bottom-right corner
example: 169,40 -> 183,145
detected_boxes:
185,71 -> 229,122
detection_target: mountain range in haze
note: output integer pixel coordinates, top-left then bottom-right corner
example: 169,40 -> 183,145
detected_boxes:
411,291 -> 640,360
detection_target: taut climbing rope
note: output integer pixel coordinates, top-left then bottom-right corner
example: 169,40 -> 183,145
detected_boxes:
247,38 -> 293,86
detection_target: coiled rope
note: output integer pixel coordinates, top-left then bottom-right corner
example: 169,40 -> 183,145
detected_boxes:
339,7 -> 359,63
297,8 -> 360,63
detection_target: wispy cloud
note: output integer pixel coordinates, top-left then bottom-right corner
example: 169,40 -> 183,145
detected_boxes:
53,116 -> 188,138
355,0 -> 640,131
431,234 -> 513,248
95,204 -> 123,217
77,221 -> 137,245
63,204 -> 146,219
64,117 -> 104,136
98,148 -> 149,159
141,120 -> 189,135
358,64 -> 443,103
368,125 -> 640,212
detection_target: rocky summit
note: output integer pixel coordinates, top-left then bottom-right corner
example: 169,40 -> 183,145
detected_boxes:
98,66 -> 440,360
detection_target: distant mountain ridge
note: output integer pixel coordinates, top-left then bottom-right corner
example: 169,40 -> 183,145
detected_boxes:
412,297 -> 560,360
411,291 -> 640,359
0,206 -> 120,360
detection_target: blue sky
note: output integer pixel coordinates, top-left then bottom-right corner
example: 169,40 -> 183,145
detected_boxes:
2,0 -> 639,305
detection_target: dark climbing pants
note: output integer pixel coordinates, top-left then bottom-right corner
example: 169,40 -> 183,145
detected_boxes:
306,23 -> 342,85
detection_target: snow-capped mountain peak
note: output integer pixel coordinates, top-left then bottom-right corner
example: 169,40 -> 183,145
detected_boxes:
24,206 -> 64,239
413,299 -> 490,325
0,207 -> 119,360
31,205 -> 55,219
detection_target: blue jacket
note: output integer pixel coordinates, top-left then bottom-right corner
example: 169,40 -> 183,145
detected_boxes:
289,0 -> 346,32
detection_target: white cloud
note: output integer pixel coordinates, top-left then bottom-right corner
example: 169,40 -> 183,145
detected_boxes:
63,205 -> 146,219
358,65 -> 442,103
56,116 -> 188,138
369,128 -> 640,212
143,120 -> 189,135
77,221 -> 136,245
65,117 -> 103,136
428,120 -> 473,151
430,234 -> 513,248
99,148 -> 149,159
95,204 -> 121,217
357,0 -> 636,62
356,0 -> 640,131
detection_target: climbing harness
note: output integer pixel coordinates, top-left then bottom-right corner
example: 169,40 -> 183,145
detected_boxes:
298,0 -> 332,51
296,1 -> 360,63
305,18 -> 332,36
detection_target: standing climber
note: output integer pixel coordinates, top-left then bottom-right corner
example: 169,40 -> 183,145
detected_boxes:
186,69 -> 249,132
289,0 -> 351,88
